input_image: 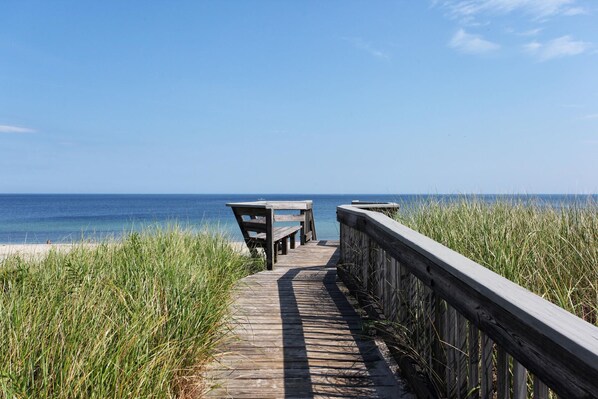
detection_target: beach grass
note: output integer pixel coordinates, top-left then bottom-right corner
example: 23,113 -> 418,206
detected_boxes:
396,198 -> 598,324
0,228 -> 261,398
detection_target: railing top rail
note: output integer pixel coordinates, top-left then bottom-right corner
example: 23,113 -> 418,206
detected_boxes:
337,204 -> 598,395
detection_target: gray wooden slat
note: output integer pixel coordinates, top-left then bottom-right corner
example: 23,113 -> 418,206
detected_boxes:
265,208 -> 274,270
456,313 -> 468,398
480,333 -> 493,399
432,296 -> 447,396
497,347 -> 510,399
256,226 -> 302,241
533,376 -> 549,399
376,246 -> 384,301
384,253 -> 392,319
422,284 -> 433,368
468,323 -> 480,399
389,257 -> 399,322
243,219 -> 268,232
274,214 -> 305,222
512,360 -> 527,399
445,305 -> 459,398
364,235 -> 372,293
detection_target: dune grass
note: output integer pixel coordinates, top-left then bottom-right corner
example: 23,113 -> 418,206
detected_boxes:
0,228 -> 262,398
396,198 -> 598,325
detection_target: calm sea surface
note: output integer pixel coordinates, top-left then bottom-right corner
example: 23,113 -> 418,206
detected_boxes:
0,194 -> 595,243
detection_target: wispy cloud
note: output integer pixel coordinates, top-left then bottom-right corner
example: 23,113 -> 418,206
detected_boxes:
581,113 -> 598,119
517,27 -> 543,36
0,124 -> 36,134
562,6 -> 588,16
343,37 -> 390,60
437,0 -> 585,21
449,29 -> 500,53
524,35 -> 591,60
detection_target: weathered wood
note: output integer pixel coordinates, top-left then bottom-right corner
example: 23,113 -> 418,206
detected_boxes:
256,226 -> 301,242
480,333 -> 493,399
446,305 -> 456,397
497,347 -> 510,399
242,219 -> 267,232
512,360 -> 527,399
226,200 -> 313,210
265,208 -> 274,270
274,214 -> 305,222
432,296 -> 447,395
204,241 -> 410,398
468,322 -> 480,399
456,313 -> 468,398
337,205 -> 598,398
350,201 -> 400,216
228,201 -> 316,269
533,376 -> 549,399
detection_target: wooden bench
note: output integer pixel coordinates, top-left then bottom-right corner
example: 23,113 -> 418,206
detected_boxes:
227,201 -> 317,270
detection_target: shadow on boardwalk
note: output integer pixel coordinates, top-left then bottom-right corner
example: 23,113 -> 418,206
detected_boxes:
205,241 -> 411,398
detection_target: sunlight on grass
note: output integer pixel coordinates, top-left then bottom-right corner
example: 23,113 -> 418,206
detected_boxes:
397,198 -> 597,324
0,228 -> 262,398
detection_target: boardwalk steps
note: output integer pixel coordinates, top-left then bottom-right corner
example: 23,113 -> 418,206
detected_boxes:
204,241 -> 412,398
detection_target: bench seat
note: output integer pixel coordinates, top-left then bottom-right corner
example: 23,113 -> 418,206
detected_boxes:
249,226 -> 302,257
255,226 -> 302,242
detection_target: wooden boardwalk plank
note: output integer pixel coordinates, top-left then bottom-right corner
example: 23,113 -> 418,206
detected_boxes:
204,241 -> 411,398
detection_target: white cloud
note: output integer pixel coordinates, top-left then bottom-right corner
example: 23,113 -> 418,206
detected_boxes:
343,37 -> 390,60
438,0 -> 585,20
0,125 -> 36,134
582,113 -> 598,119
562,6 -> 587,16
449,29 -> 500,53
524,35 -> 591,60
518,27 -> 543,36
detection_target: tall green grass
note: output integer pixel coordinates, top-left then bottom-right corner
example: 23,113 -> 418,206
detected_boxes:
0,228 -> 261,398
396,198 -> 597,325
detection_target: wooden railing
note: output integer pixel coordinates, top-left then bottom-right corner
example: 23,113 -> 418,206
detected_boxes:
337,205 -> 598,399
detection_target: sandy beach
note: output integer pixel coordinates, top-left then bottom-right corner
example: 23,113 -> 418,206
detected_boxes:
0,241 -> 253,262
0,243 -> 96,261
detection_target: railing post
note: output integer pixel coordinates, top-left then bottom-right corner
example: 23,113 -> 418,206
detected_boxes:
265,208 -> 274,270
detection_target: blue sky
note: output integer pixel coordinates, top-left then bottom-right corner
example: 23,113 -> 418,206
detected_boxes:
1,0 -> 596,194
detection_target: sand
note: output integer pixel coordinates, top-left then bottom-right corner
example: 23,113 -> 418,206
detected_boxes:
0,241 -> 253,262
0,243 -> 95,261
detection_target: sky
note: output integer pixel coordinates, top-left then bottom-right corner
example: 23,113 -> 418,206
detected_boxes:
1,0 -> 597,194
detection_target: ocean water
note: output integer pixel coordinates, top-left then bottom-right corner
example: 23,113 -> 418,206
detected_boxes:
0,194 -> 595,243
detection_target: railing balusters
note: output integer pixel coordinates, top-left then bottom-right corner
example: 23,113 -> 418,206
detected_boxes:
512,360 -> 527,399
456,313 -> 468,398
468,323 -> 480,399
338,206 -> 598,399
433,296 -> 447,395
533,376 -> 549,399
384,252 -> 392,318
389,257 -> 399,322
497,347 -> 510,399
480,333 -> 493,399
446,304 -> 457,397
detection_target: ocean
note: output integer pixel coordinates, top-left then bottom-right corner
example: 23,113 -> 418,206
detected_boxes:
0,194 -> 595,243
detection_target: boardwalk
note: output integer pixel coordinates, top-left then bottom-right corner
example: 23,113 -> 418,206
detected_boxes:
204,241 -> 411,398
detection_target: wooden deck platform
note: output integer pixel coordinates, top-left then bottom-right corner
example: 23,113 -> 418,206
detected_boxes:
204,241 -> 411,398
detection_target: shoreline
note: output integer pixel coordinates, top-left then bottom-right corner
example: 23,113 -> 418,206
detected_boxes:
0,241 -> 253,261
0,243 -> 97,260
